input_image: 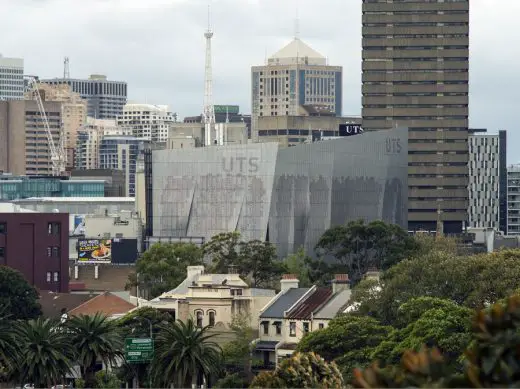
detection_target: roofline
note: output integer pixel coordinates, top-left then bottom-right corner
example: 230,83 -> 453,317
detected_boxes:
283,285 -> 317,318
68,291 -> 107,315
258,288 -> 289,318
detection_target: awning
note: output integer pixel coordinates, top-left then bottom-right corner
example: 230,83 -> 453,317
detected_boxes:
255,340 -> 279,352
272,320 -> 282,325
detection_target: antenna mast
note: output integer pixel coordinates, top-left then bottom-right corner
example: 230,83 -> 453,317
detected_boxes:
63,57 -> 70,79
202,4 -> 216,146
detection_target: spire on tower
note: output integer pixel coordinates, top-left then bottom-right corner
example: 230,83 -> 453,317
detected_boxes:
63,57 -> 70,79
294,0 -> 300,40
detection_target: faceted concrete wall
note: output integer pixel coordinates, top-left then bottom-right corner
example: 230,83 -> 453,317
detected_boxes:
152,127 -> 408,257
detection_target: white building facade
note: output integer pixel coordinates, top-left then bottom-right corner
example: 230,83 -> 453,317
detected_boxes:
468,134 -> 500,230
117,103 -> 175,143
507,165 -> 520,235
0,55 -> 24,100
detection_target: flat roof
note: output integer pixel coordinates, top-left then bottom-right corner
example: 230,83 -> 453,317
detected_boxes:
12,197 -> 134,202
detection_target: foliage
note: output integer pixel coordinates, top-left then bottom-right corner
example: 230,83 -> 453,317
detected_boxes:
0,306 -> 18,377
313,219 -> 418,284
372,298 -> 473,367
127,242 -> 203,299
75,378 -> 86,388
117,306 -> 174,337
204,232 -> 284,288
94,370 -> 121,389
250,352 -> 344,388
354,248 -> 520,324
0,266 -> 41,320
150,318 -> 222,388
283,247 -> 312,287
215,372 -> 249,388
65,313 -> 123,388
297,315 -> 392,381
221,314 -> 255,368
15,317 -> 74,388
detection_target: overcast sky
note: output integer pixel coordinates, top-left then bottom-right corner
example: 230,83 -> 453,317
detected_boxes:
2,0 -> 519,161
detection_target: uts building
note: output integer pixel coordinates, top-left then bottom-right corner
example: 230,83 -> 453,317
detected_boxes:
148,127 -> 408,257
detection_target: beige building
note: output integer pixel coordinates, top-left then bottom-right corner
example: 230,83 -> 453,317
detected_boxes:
0,100 -> 62,175
167,122 -> 247,149
254,274 -> 351,367
117,103 -> 175,143
256,108 -> 361,147
26,83 -> 87,171
361,0 -> 470,233
143,266 -> 275,331
251,38 -> 343,141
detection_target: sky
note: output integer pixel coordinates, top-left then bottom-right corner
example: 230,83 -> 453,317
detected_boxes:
1,0 -> 519,161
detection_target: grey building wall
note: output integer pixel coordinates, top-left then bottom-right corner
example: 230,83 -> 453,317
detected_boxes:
152,127 -> 408,257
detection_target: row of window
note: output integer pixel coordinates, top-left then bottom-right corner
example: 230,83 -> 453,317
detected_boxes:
261,320 -> 324,337
0,222 -> 61,235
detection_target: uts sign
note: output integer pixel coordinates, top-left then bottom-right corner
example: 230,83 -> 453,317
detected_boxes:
339,124 -> 363,137
222,157 -> 259,173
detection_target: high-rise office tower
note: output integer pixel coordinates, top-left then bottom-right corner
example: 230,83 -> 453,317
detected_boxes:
0,54 -> 24,100
251,37 -> 342,141
42,74 -> 127,119
362,0 -> 469,234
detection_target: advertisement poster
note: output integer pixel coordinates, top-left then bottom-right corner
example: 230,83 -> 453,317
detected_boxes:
72,215 -> 86,235
78,239 -> 112,263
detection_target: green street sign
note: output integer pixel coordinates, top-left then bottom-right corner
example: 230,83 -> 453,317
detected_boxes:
125,338 -> 154,363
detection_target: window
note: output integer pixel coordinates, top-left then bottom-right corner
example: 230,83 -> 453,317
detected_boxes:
319,323 -> 324,330
0,223 -> 6,234
303,322 -> 309,334
196,311 -> 203,328
289,322 -> 296,337
208,311 -> 215,327
0,247 -> 4,259
262,321 -> 269,335
47,247 -> 52,257
46,272 -> 51,282
52,247 -> 60,257
53,272 -> 59,282
275,322 -> 282,335
48,222 -> 61,236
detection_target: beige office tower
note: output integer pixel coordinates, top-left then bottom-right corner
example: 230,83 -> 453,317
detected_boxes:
0,100 -> 62,175
362,0 -> 469,234
251,38 -> 342,141
25,84 -> 87,171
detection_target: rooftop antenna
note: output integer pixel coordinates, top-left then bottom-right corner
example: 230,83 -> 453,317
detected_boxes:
294,0 -> 300,40
63,57 -> 70,79
202,3 -> 216,147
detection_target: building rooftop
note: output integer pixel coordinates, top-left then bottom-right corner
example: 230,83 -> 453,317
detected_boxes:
269,38 -> 327,66
286,287 -> 332,320
123,103 -> 170,112
260,288 -> 310,319
313,289 -> 352,319
0,203 -> 36,213
12,197 -> 134,203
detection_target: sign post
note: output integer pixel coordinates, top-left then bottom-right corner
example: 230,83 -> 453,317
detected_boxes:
125,338 -> 154,363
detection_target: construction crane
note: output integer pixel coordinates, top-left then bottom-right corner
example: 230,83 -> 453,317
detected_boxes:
27,77 -> 66,176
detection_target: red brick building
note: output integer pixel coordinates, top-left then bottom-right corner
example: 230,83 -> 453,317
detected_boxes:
0,212 -> 69,292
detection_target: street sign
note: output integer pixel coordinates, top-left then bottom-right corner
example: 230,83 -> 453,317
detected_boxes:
125,338 -> 154,363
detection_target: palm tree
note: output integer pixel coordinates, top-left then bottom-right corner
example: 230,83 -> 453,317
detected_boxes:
150,318 -> 222,388
0,307 -> 18,382
65,313 -> 123,388
15,317 -> 73,388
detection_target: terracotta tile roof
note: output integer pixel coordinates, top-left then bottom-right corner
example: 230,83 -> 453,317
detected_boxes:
68,291 -> 136,317
286,287 -> 333,320
39,291 -> 95,318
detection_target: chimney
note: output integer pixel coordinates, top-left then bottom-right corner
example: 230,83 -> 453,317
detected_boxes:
332,274 -> 350,294
280,274 -> 299,291
187,265 -> 205,279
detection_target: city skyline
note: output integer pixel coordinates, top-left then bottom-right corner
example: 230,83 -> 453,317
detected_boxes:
1,0 -> 517,159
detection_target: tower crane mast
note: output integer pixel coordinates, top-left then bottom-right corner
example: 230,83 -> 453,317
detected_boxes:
27,77 -> 66,176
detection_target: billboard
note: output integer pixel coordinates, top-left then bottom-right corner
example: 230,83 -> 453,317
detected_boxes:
78,239 -> 112,263
339,124 -> 363,137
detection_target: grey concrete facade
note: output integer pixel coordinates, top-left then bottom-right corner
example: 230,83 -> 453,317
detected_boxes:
151,127 -> 408,257
362,0 -> 469,233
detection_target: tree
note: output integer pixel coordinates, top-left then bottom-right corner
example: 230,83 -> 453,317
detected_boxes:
204,232 -> 283,288
355,248 -> 520,324
297,315 -> 392,381
150,318 -> 222,388
0,266 -> 41,320
314,219 -> 418,284
283,247 -> 312,287
65,313 -> 123,388
127,242 -> 203,299
15,318 -> 73,388
0,307 -> 18,379
93,370 -> 121,389
220,314 -> 256,383
250,352 -> 344,389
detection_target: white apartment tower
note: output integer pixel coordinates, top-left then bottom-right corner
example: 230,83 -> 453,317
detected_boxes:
507,165 -> 520,235
468,133 -> 500,230
117,103 -> 175,143
0,55 -> 24,100
251,38 -> 342,140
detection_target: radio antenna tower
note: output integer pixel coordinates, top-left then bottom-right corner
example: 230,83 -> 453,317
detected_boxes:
202,4 -> 216,146
63,57 -> 70,79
